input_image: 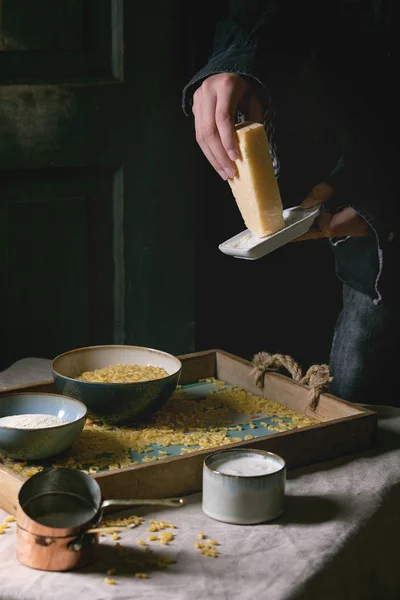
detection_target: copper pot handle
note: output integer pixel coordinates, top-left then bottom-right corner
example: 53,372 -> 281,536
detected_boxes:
101,496 -> 184,510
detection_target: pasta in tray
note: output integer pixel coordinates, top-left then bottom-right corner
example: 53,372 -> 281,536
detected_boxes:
3,378 -> 318,478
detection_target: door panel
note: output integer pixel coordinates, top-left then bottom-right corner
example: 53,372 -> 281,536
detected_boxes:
0,0 -> 119,82
0,168 -> 117,366
0,0 -> 196,369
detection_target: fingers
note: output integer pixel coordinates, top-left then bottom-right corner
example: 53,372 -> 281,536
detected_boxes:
301,182 -> 336,208
215,93 -> 239,165
193,74 -> 250,179
194,93 -> 228,179
293,207 -> 369,242
322,206 -> 370,237
206,88 -> 236,178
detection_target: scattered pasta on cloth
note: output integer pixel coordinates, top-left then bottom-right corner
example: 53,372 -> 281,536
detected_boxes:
0,506 -> 221,585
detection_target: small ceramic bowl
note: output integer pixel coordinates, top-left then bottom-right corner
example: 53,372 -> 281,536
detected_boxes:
202,448 -> 286,525
51,345 -> 182,426
0,393 -> 87,460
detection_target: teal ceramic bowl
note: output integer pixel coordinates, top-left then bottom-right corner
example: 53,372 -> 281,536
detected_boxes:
51,345 -> 182,426
0,393 -> 87,460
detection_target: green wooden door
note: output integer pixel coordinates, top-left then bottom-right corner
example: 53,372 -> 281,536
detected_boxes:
0,1 -> 195,369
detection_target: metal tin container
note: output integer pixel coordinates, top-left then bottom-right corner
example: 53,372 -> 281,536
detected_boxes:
16,468 -> 183,571
202,448 -> 286,525
17,468 -> 101,571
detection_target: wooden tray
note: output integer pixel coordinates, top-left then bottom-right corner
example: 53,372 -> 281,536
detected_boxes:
0,349 -> 377,515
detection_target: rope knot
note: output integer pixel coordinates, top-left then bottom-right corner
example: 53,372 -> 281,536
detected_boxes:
250,352 -> 333,411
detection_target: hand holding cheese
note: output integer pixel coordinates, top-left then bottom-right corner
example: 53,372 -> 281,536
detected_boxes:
228,122 -> 285,238
192,73 -> 264,180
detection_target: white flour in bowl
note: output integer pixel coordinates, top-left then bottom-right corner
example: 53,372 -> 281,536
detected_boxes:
0,414 -> 64,429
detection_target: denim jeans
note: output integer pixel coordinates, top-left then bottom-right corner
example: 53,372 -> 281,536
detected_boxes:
329,284 -> 400,406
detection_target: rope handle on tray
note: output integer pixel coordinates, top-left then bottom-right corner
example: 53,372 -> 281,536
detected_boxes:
250,352 -> 333,411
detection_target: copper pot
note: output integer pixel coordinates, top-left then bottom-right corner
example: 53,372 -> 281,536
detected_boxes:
16,468 -> 183,571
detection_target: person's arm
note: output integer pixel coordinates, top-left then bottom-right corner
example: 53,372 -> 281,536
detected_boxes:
298,122 -> 398,249
184,1 -> 398,266
182,1 -> 328,179
182,1 -> 282,118
325,133 -> 397,244
182,1 -> 294,179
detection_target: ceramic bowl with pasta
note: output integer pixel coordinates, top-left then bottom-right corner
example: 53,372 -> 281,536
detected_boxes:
51,345 -> 182,426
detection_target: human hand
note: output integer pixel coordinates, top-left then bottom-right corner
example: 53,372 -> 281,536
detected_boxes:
293,182 -> 370,241
192,73 -> 263,180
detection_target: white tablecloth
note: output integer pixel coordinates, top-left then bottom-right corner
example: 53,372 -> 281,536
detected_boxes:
0,359 -> 52,392
1,405 -> 400,600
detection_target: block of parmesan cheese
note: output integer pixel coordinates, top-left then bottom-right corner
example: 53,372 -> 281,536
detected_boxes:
228,122 -> 285,238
